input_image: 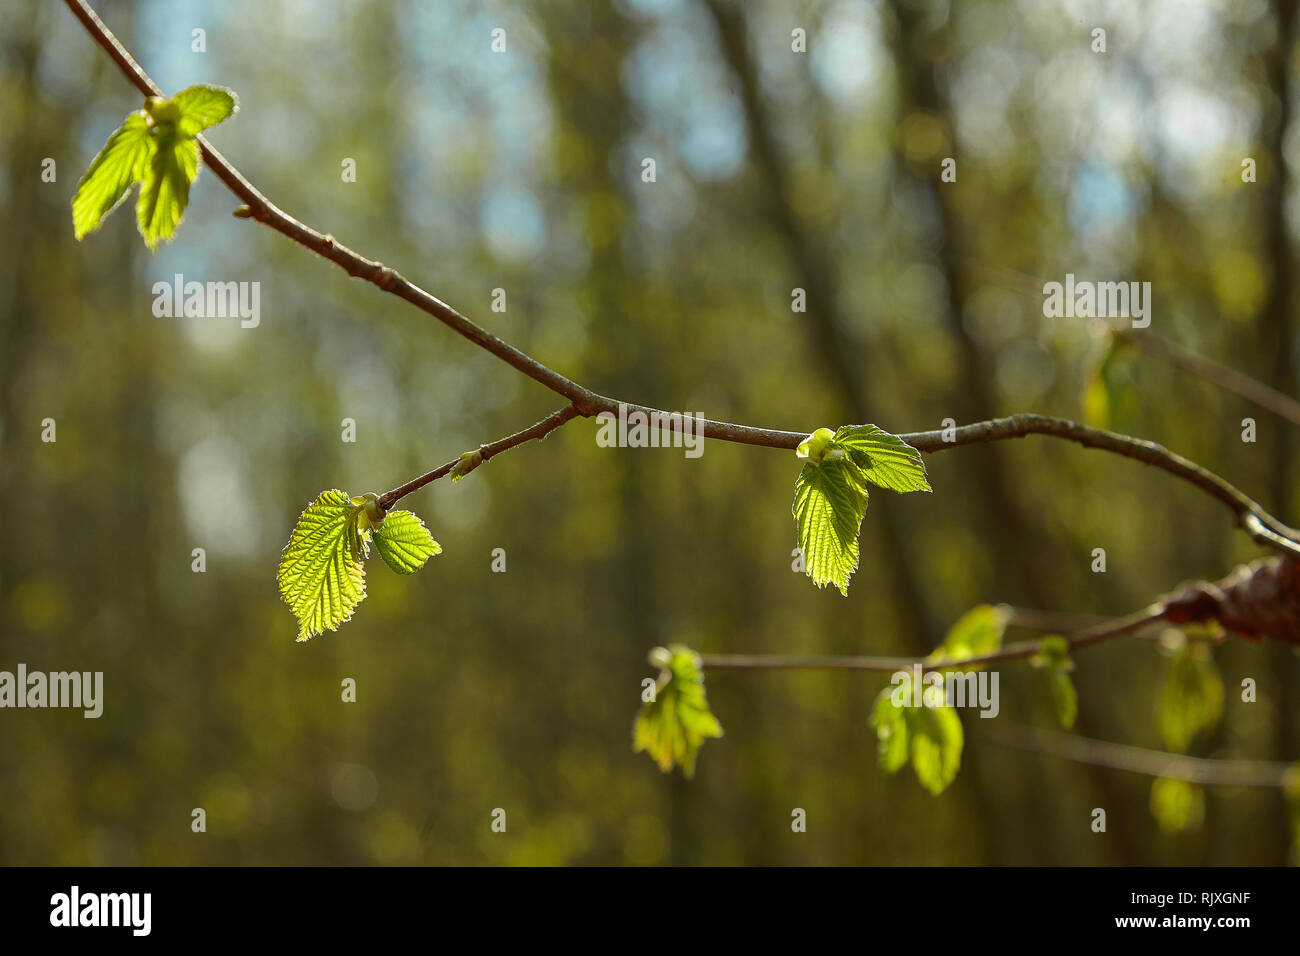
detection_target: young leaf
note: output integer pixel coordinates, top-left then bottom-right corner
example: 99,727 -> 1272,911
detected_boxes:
834,424 -> 932,494
1030,636 -> 1077,729
929,604 -> 1008,668
172,84 -> 239,136
277,490 -> 367,642
136,129 -> 199,250
1159,642 -> 1223,752
870,680 -> 964,795
792,456 -> 868,596
791,424 -> 930,595
71,111 -> 153,239
373,509 -> 442,574
633,644 -> 723,777
908,702 -> 964,796
870,687 -> 911,773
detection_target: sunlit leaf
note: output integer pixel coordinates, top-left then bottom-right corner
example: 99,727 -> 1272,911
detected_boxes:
136,128 -> 199,250
277,490 -> 367,642
870,679 -> 964,795
373,509 -> 441,575
172,84 -> 238,136
908,700 -> 964,795
792,456 -> 867,596
71,111 -> 153,239
834,424 -> 932,494
634,645 -> 723,777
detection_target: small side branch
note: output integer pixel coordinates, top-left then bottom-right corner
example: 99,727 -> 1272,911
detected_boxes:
700,604 -> 1167,673
376,404 -> 578,511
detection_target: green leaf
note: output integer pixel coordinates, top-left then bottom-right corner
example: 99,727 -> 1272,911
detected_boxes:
834,424 -> 932,494
792,457 -> 868,596
172,84 -> 239,136
373,509 -> 442,574
1159,642 -> 1223,753
870,680 -> 964,795
1047,666 -> 1078,729
929,604 -> 1008,668
277,490 -> 367,642
136,128 -> 199,250
791,425 -> 931,595
71,111 -> 154,239
1150,777 -> 1205,834
1030,635 -> 1077,729
633,644 -> 723,777
909,702 -> 963,795
870,687 -> 911,773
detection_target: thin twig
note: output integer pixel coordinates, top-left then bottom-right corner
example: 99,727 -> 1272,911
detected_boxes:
700,603 -> 1167,672
62,0 -> 1300,557
979,723 -> 1298,788
377,404 -> 577,510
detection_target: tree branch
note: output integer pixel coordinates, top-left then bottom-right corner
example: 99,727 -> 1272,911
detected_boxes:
63,0 -> 1300,559
700,603 -> 1167,672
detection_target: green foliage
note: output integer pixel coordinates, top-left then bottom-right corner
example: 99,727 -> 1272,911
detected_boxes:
792,424 -> 930,595
1149,777 -> 1205,834
1030,635 -> 1077,729
870,679 -> 964,795
450,449 -> 484,482
833,424 -> 932,494
71,85 -> 238,249
171,85 -> 238,136
71,112 -> 152,239
793,455 -> 868,596
633,645 -> 723,777
277,490 -> 367,642
373,509 -> 442,574
929,604 -> 1007,669
277,489 -> 440,641
1159,640 -> 1223,752
136,130 -> 198,251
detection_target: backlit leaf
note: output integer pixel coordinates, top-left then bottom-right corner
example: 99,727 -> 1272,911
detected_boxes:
277,490 -> 367,642
634,645 -> 723,777
373,509 -> 442,574
71,111 -> 153,239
